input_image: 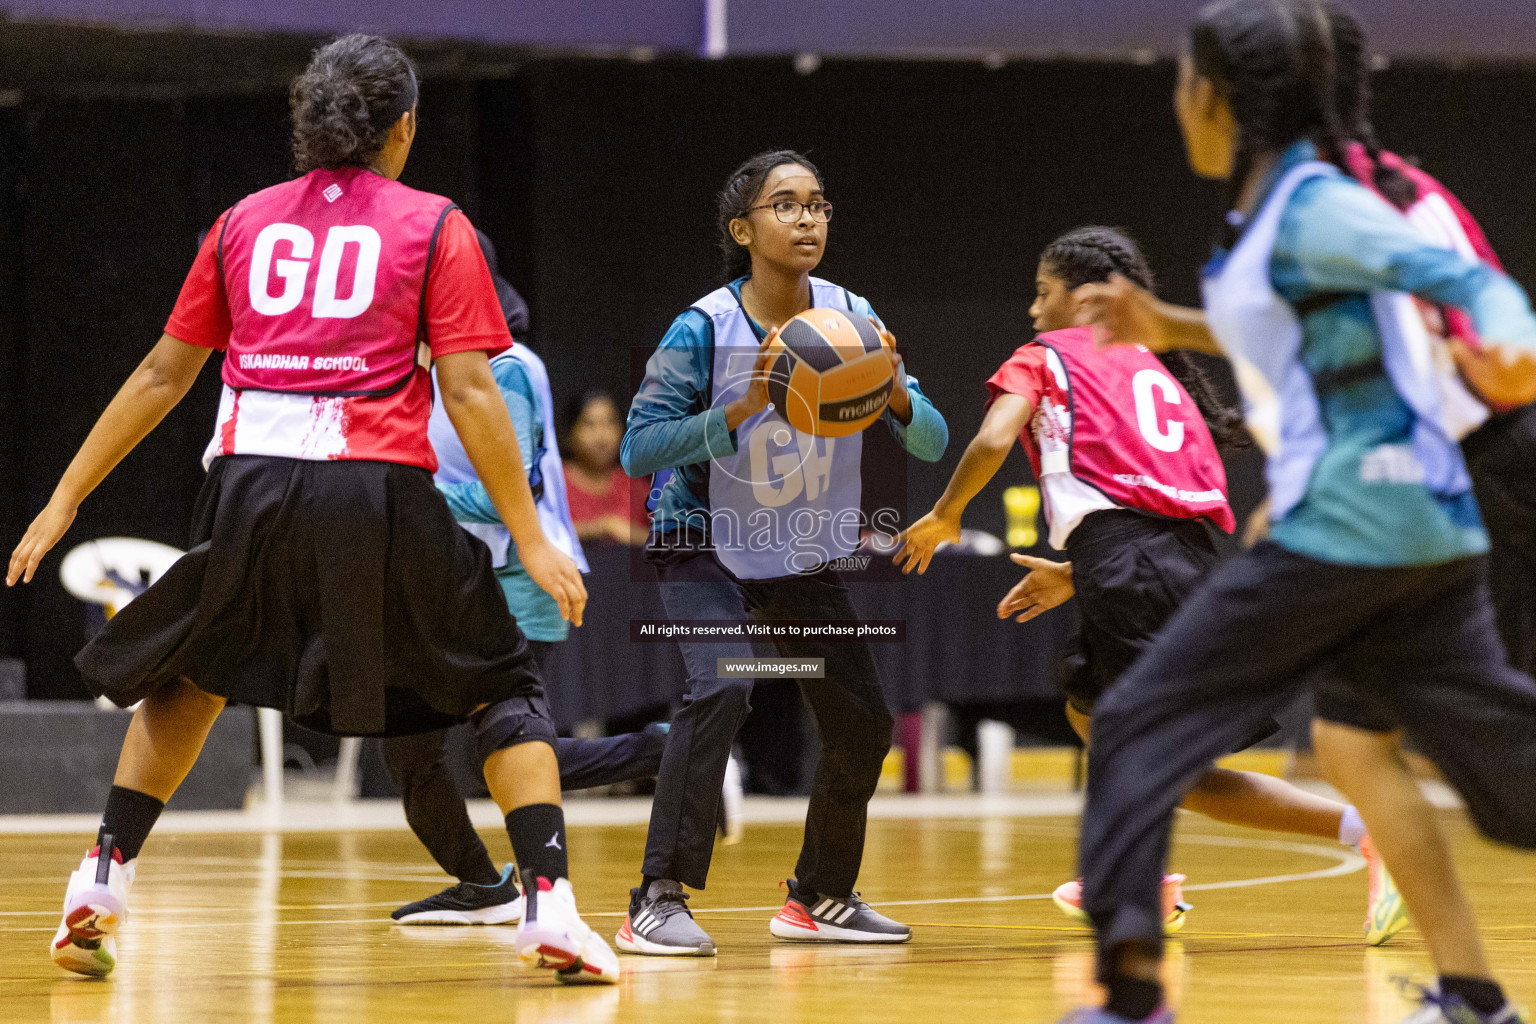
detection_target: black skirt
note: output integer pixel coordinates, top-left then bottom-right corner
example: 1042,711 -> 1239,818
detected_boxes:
76,455 -> 545,737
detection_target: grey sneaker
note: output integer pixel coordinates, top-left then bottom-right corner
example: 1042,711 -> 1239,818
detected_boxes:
1394,979 -> 1527,1024
615,880 -> 717,956
768,879 -> 911,943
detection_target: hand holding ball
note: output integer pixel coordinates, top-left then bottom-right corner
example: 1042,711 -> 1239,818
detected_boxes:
764,308 -> 895,437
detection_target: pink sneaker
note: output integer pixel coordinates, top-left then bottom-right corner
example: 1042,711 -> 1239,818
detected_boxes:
1052,874 -> 1192,934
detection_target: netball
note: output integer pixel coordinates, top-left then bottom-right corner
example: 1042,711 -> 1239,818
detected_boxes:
766,307 -> 894,437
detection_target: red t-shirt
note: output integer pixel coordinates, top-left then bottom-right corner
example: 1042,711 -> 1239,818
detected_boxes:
167,203 -> 509,472
564,465 -> 649,533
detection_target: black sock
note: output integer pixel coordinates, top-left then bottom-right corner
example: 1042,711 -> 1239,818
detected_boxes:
1104,976 -> 1163,1021
98,786 -> 164,862
1441,976 -> 1507,1016
461,859 -> 503,887
505,804 -> 568,887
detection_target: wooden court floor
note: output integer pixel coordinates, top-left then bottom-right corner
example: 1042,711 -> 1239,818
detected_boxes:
3,809 -> 1534,1024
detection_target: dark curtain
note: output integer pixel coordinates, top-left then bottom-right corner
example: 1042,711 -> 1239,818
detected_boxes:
5,57 -> 1535,698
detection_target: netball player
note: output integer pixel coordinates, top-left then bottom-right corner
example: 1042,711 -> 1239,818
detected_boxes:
1053,2 -> 1536,1021
1078,3 -> 1536,1001
8,36 -> 615,984
895,226 -> 1384,936
617,150 -> 949,954
384,229 -> 707,926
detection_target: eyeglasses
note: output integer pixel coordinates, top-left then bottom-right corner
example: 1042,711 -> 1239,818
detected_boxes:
745,199 -> 834,224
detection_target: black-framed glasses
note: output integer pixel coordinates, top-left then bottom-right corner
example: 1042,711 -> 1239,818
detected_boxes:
745,199 -> 834,224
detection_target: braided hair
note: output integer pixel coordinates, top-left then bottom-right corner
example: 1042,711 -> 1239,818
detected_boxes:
1327,2 -> 1420,211
1041,227 -> 1249,449
1190,0 -> 1351,238
716,150 -> 824,281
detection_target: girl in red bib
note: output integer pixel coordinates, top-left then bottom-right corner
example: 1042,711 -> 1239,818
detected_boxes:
7,34 -> 615,985
896,226 -> 1379,930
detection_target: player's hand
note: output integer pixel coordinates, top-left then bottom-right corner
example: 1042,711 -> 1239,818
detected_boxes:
996,554 -> 1074,623
893,509 -> 962,575
1450,339 -> 1536,409
1241,496 -> 1272,549
602,515 -> 637,545
869,317 -> 913,424
7,497 -> 77,587
1075,273 -> 1170,350
521,539 -> 587,628
725,328 -> 781,431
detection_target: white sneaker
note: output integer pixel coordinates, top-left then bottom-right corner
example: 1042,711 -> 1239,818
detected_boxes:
557,930 -> 622,985
516,877 -> 616,984
51,840 -> 136,977
720,754 -> 745,846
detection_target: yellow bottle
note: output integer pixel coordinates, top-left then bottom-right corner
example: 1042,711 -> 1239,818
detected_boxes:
1003,485 -> 1041,549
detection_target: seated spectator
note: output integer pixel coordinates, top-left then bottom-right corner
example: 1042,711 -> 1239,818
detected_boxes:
561,391 -> 649,545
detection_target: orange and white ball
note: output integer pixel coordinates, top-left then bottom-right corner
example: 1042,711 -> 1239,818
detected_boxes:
766,308 -> 894,437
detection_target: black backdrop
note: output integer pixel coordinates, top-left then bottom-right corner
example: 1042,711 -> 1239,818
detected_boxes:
3,55 -> 1535,698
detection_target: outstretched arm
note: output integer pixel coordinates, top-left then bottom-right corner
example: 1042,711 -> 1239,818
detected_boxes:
1075,274 -> 1224,357
893,392 -> 1031,575
436,349 -> 586,626
8,333 -> 212,586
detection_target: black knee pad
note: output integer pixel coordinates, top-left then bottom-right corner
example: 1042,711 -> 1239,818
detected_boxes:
470,695 -> 558,766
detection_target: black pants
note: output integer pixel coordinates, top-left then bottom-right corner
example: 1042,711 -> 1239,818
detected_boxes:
647,551 -> 893,895
1081,543 -> 1536,979
381,641 -> 666,883
1317,407 -> 1536,731
1466,407 -> 1536,677
1060,510 -> 1221,715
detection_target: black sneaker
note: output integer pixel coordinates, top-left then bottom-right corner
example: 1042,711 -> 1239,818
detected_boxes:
390,864 -> 524,925
769,879 -> 911,943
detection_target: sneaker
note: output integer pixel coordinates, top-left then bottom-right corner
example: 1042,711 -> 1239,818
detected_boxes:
768,879 -> 911,943
391,863 -> 524,925
1052,875 -> 1192,934
1362,835 -> 1410,946
616,879 -> 716,956
1055,1008 -> 1174,1023
1395,980 -> 1528,1023
719,754 -> 745,846
51,836 -> 135,977
515,876 -> 614,984
556,929 -> 622,986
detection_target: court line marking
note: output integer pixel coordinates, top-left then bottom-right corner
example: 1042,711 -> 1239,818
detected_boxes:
688,834 -> 1364,914
0,831 -> 1365,929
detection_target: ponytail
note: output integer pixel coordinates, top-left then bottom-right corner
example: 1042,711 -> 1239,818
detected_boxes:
1327,1 -> 1420,210
1157,350 -> 1250,449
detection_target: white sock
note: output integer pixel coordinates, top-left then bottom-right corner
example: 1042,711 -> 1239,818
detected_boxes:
1338,805 -> 1367,848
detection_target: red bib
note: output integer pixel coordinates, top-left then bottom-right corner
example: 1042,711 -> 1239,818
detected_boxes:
1021,328 -> 1235,533
217,167 -> 455,396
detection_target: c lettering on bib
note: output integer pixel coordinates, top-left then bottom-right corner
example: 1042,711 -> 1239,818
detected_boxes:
1131,368 -> 1186,453
248,223 -> 382,320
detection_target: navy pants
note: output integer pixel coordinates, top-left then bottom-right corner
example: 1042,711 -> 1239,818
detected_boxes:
1081,543 -> 1536,979
645,551 -> 892,895
382,641 -> 666,883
